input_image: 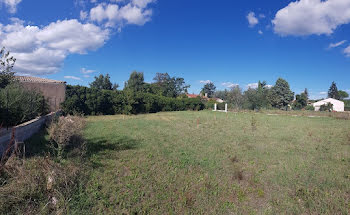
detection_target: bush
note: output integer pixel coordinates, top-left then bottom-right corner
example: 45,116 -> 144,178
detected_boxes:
305,105 -> 315,111
0,83 -> 49,126
61,85 -> 205,116
48,115 -> 85,159
319,102 -> 333,112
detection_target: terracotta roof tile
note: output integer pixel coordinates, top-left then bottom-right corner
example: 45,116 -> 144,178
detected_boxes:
15,76 -> 66,84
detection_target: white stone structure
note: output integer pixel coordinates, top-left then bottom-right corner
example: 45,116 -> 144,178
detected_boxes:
213,103 -> 228,113
312,98 -> 344,112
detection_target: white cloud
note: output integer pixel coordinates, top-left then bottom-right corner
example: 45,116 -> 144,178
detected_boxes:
1,0 -> 22,13
64,76 -> 82,80
246,83 -> 258,89
0,1 -> 156,76
80,10 -> 88,20
344,45 -> 350,57
83,75 -> 91,78
258,30 -> 263,35
0,19 -> 109,75
329,40 -> 347,48
81,68 -> 96,74
320,91 -> 327,95
90,0 -> 154,27
273,0 -> 350,36
222,82 -> 239,88
200,80 -> 212,84
247,12 -> 258,27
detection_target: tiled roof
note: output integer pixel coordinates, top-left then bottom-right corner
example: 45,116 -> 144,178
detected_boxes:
15,76 -> 66,84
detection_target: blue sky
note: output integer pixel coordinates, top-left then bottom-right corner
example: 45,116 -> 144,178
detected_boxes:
0,0 -> 349,99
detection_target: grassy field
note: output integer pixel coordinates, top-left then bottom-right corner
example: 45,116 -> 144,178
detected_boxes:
67,111 -> 350,214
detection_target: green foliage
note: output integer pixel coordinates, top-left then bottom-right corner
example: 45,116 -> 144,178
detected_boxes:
328,81 -> 339,99
62,85 -> 204,115
0,47 -> 16,89
243,81 -> 271,110
293,93 -> 308,110
0,83 -> 49,126
89,74 -> 118,90
319,102 -> 333,112
152,73 -> 190,98
305,105 -> 315,111
338,90 -> 349,100
268,78 -> 294,110
201,82 -> 216,98
124,71 -> 145,92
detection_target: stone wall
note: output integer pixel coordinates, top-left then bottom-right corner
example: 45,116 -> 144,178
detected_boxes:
0,112 -> 57,156
20,82 -> 66,112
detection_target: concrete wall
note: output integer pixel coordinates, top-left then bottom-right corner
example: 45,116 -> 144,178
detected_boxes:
0,112 -> 56,156
20,82 -> 66,112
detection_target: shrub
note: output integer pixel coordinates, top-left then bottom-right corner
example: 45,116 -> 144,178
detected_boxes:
48,115 -> 85,159
305,105 -> 315,111
61,85 -> 205,116
319,102 -> 333,112
0,83 -> 49,126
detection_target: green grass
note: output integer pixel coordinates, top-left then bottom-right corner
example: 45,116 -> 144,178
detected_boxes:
71,111 -> 350,214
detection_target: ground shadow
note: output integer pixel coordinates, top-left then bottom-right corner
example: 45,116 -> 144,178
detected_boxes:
85,136 -> 139,158
24,129 -> 52,157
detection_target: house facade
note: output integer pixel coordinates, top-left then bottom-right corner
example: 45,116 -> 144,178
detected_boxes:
15,76 -> 66,112
312,98 -> 344,112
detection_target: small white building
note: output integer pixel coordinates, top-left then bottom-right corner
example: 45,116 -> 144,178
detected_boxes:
312,98 -> 344,112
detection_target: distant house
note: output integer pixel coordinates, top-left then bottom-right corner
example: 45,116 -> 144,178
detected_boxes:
312,98 -> 344,112
15,76 -> 66,112
186,93 -> 200,99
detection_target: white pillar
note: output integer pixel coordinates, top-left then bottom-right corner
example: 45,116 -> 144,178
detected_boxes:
225,103 -> 228,112
214,103 -> 217,111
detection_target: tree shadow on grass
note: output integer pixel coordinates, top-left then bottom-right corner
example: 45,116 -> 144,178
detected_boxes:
86,136 -> 139,157
24,129 -> 52,157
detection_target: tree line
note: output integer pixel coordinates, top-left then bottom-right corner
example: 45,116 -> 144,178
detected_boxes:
61,71 -> 203,115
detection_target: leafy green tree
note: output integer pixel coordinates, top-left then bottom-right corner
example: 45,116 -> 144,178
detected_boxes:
201,82 -> 216,98
0,47 -> 16,89
228,86 -> 244,109
293,93 -> 308,110
328,81 -> 339,99
338,90 -> 349,100
268,78 -> 294,110
124,71 -> 145,92
152,73 -> 190,97
89,74 -> 118,90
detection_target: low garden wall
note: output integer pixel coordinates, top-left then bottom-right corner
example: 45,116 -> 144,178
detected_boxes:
0,112 -> 58,155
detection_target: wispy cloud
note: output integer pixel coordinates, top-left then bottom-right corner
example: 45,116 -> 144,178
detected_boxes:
319,91 -> 327,95
246,83 -> 258,89
247,12 -> 258,27
222,82 -> 239,88
329,40 -> 347,49
200,80 -> 212,84
64,76 -> 82,80
81,68 -> 96,74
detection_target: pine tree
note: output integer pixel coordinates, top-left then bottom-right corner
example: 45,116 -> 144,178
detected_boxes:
328,81 -> 339,99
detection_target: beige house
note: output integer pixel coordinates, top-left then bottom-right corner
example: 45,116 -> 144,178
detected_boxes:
312,98 -> 344,112
15,76 -> 66,112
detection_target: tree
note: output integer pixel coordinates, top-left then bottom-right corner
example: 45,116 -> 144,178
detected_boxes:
293,93 -> 308,110
228,86 -> 244,109
328,81 -> 339,99
268,78 -> 294,110
90,74 -> 118,90
0,47 -> 16,89
201,82 -> 216,98
124,71 -> 145,92
304,88 -> 309,101
338,90 -> 349,100
152,73 -> 190,97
